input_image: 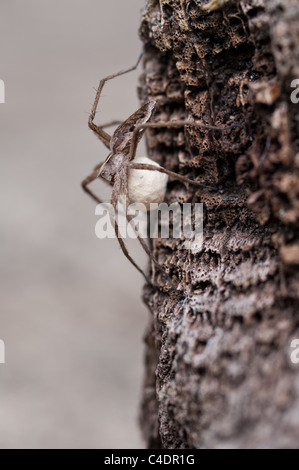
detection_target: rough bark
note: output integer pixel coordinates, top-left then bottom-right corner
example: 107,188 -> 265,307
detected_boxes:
138,0 -> 299,449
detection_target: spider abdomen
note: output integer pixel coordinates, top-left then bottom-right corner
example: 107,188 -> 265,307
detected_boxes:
128,156 -> 168,211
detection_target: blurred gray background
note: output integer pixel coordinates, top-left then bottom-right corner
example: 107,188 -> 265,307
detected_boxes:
0,0 -> 149,448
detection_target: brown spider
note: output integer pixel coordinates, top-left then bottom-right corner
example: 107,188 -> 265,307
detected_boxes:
82,54 -> 236,288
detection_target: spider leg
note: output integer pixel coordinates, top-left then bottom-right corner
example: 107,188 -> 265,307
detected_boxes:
128,119 -> 240,161
82,167 -> 152,284
93,162 -> 104,172
114,215 -> 152,285
98,120 -> 123,130
125,199 -> 178,290
129,162 -> 217,190
89,54 -> 143,150
111,195 -> 153,285
96,119 -> 122,133
127,119 -> 241,188
81,167 -> 106,204
89,121 -> 123,150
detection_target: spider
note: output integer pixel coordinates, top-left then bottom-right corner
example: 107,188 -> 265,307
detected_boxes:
82,54 -> 237,288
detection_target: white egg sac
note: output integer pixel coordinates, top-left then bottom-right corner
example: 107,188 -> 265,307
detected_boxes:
128,156 -> 168,211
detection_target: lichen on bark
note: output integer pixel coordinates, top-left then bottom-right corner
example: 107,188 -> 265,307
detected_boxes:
138,0 -> 299,449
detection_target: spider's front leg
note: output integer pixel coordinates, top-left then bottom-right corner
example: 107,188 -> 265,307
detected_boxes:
88,54 -> 143,150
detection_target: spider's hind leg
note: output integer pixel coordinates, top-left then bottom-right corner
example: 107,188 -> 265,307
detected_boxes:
82,169 -> 153,285
114,220 -> 153,286
125,209 -> 179,291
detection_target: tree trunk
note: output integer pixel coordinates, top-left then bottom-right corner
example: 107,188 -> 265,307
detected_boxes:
138,0 -> 299,449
